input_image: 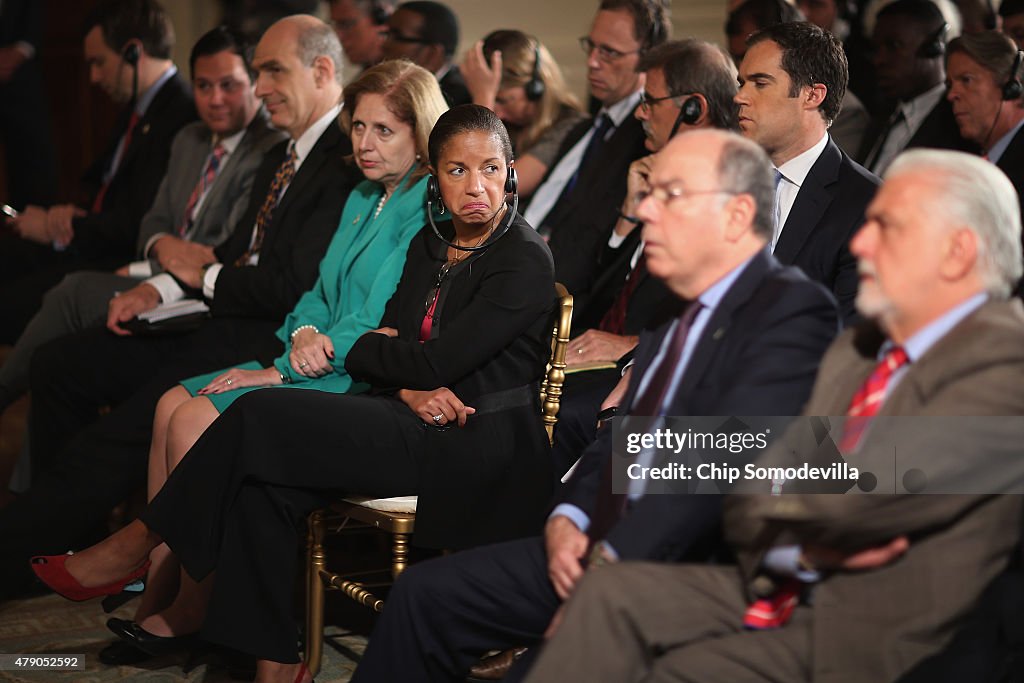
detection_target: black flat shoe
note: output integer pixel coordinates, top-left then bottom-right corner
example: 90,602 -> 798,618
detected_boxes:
98,639 -> 152,666
106,617 -> 199,657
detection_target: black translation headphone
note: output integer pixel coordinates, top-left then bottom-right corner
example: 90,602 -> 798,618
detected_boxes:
524,38 -> 545,102
917,22 -> 947,59
1004,50 -> 1024,100
426,166 -> 519,252
667,94 -> 704,139
122,42 -> 140,65
122,42 -> 141,105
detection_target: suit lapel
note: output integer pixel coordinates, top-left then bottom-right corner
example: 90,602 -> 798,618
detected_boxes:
774,140 -> 841,264
262,123 -> 341,253
118,74 -> 184,174
671,251 -> 775,404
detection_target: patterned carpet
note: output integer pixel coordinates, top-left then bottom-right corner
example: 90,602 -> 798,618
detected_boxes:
0,593 -> 368,682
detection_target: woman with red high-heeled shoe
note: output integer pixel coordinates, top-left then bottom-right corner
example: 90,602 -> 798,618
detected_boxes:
32,101 -> 555,682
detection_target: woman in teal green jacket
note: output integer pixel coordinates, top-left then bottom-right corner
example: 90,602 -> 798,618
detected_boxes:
113,61 -> 448,650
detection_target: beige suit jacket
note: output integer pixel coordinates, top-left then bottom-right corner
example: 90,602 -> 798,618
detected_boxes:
726,298 -> 1024,683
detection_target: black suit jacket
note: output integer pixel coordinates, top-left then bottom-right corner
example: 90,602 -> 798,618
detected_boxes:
856,96 -> 977,165
559,249 -> 840,561
994,127 -> 1024,297
539,111 -> 648,296
438,65 -> 471,107
573,229 -> 675,334
776,138 -> 879,322
346,213 -> 555,548
72,72 -> 197,266
210,123 -> 358,321
996,125 -> 1024,215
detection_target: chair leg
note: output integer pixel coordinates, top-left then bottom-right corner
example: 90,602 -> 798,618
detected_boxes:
305,510 -> 326,677
392,532 -> 410,579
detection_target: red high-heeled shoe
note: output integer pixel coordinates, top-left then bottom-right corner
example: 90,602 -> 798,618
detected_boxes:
29,553 -> 150,602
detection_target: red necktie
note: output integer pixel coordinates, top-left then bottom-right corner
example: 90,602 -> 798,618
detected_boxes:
838,346 -> 909,453
742,345 -> 910,630
91,111 -> 140,214
599,255 -> 646,335
236,143 -> 298,265
178,143 -> 227,237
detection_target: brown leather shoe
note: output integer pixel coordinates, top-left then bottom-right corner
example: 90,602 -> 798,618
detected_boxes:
467,647 -> 529,680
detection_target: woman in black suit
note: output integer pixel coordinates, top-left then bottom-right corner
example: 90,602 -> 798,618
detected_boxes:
30,105 -> 555,683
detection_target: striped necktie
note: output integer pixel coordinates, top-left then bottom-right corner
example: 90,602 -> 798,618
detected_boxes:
178,143 -> 227,238
236,143 -> 298,266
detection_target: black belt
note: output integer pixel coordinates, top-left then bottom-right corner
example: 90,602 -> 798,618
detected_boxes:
471,384 -> 537,415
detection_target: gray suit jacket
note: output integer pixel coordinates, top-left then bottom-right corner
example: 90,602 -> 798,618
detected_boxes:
726,299 -> 1024,683
135,113 -> 284,272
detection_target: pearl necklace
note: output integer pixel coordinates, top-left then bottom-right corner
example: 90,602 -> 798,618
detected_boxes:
372,191 -> 389,220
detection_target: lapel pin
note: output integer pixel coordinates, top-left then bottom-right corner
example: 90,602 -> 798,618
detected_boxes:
713,327 -> 725,340
142,124 -> 150,135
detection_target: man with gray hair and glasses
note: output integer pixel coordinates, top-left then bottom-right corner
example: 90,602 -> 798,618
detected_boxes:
525,148 -> 1024,683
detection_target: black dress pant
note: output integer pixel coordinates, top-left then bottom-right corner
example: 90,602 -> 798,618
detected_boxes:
0,235 -> 77,344
140,389 -> 423,663
550,368 -> 619,480
352,536 -> 560,683
0,318 -> 281,598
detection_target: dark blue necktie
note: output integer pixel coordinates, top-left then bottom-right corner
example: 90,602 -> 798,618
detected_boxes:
566,114 -> 614,193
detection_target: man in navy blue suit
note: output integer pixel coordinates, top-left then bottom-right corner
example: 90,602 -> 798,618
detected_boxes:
736,20 -> 879,322
350,128 -> 841,683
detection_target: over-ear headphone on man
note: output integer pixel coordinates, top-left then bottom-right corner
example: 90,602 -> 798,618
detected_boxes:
917,22 -> 947,59
122,43 -> 140,65
1004,50 -> 1024,101
122,42 -> 141,105
426,165 -> 519,252
524,38 -> 545,102
667,94 -> 704,140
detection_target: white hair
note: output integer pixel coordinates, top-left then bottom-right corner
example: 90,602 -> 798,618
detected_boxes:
886,149 -> 1023,299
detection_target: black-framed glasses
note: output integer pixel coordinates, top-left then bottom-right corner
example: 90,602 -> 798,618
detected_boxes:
386,29 -> 433,45
424,261 -> 455,317
639,90 -> 681,111
634,185 -> 738,209
578,36 -> 639,63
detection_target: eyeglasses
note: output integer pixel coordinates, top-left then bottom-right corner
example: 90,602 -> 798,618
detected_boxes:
634,184 -> 737,209
424,261 -> 455,317
639,90 -> 681,111
578,37 -> 639,63
385,29 -> 432,45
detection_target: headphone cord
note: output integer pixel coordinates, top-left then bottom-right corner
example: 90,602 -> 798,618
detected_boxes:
428,191 -> 519,252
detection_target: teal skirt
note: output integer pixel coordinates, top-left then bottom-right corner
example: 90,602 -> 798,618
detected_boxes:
180,361 -> 365,413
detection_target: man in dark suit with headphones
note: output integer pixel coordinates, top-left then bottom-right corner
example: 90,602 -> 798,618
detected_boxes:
554,38 -> 740,479
859,0 -> 976,174
523,0 -> 667,298
0,0 -> 196,344
735,21 -> 879,322
946,30 -> 1024,295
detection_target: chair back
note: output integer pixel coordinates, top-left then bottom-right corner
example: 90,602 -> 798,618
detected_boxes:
540,282 -> 573,444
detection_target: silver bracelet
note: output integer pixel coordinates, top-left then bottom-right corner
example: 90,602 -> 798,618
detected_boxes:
278,370 -> 291,384
290,324 -> 320,343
